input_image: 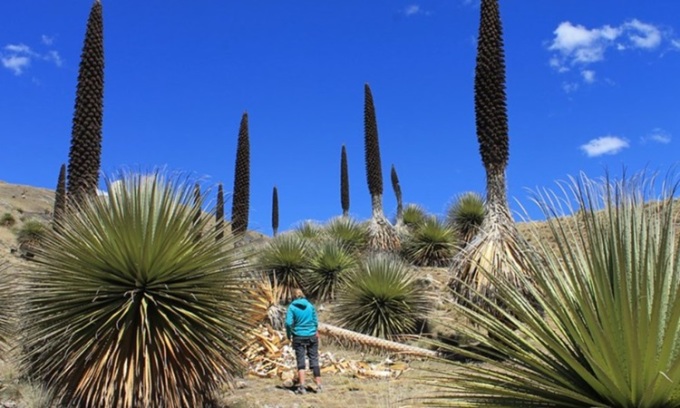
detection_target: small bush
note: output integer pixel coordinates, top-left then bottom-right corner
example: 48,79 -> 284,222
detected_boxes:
16,220 -> 46,245
1,213 -> 15,227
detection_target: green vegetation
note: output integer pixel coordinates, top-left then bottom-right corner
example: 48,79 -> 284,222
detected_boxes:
16,220 -> 46,245
19,172 -> 255,407
258,233 -> 310,302
1,213 -> 16,227
334,255 -> 431,339
446,191 -> 485,245
402,204 -> 428,230
307,240 -> 357,302
323,216 -> 369,254
402,217 -> 456,267
429,174 -> 680,407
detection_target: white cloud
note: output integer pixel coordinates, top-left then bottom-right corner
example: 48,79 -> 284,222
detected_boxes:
45,50 -> 62,67
643,128 -> 672,144
581,69 -> 596,83
403,4 -> 430,16
41,35 -> 54,46
405,5 -> 421,16
5,43 -> 35,55
623,19 -> 661,49
1,55 -> 30,75
1,40 -> 63,75
548,19 -> 672,82
580,136 -> 629,157
562,82 -> 579,93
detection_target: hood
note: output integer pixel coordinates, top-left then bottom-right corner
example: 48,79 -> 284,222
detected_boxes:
291,298 -> 310,310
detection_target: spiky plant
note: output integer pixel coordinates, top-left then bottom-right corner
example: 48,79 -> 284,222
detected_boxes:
450,0 -> 532,312
272,186 -> 279,237
446,191 -> 485,245
53,164 -> 67,229
391,164 -> 404,226
216,183 -> 225,241
335,255 -> 431,339
341,144 -> 350,217
19,172 -> 255,408
402,217 -> 457,267
307,240 -> 358,302
0,263 -> 13,358
363,84 -> 400,252
323,216 -> 369,254
231,112 -> 250,235
67,0 -> 104,205
427,173 -> 680,407
257,234 -> 310,303
294,220 -> 324,242
402,203 -> 428,230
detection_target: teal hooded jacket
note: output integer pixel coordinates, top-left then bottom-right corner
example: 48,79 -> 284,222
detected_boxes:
285,298 -> 318,339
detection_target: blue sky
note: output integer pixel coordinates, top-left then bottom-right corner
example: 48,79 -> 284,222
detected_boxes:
1,1 -> 678,235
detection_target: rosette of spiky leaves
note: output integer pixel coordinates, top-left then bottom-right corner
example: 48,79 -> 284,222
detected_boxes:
402,204 -> 428,230
307,240 -> 358,302
446,192 -> 485,245
20,172 -> 256,408
0,263 -> 14,357
335,255 -> 431,339
257,234 -> 311,303
324,216 -> 369,254
402,217 -> 457,267
17,220 -> 47,246
426,173 -> 680,407
294,220 -> 324,242
67,0 -> 104,204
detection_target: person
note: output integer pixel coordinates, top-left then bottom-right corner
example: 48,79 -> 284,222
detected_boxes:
285,288 -> 322,394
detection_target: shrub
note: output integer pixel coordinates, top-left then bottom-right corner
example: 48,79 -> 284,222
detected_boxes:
16,220 -> 46,245
427,173 -> 680,407
446,191 -> 485,244
323,216 -> 369,254
402,217 -> 457,266
335,255 -> 432,339
307,240 -> 357,302
1,213 -> 15,227
19,172 -> 256,408
257,233 -> 310,302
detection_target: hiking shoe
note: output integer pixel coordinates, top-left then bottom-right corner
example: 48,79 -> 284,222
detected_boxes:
315,384 -> 323,393
295,386 -> 306,395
